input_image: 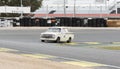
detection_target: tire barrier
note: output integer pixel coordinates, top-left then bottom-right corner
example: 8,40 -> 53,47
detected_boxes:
56,17 -> 72,26
56,17 -> 84,27
19,17 -> 31,26
72,18 -> 84,27
13,19 -> 20,27
87,18 -> 107,27
13,17 -> 107,27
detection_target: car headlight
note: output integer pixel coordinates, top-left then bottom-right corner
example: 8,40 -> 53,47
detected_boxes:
40,34 -> 43,37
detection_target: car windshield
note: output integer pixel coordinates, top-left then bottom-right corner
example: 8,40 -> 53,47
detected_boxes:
47,28 -> 61,32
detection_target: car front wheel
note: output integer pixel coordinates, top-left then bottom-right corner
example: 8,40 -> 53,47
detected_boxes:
56,37 -> 60,43
41,40 -> 45,42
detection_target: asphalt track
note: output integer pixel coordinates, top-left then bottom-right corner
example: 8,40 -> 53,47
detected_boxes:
0,28 -> 120,69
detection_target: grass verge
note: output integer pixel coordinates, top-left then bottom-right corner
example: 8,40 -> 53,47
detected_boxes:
98,46 -> 120,50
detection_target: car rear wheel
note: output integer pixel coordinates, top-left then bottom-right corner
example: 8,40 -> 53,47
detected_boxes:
67,37 -> 71,43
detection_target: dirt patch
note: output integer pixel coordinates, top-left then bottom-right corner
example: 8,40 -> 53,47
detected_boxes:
0,52 -> 91,69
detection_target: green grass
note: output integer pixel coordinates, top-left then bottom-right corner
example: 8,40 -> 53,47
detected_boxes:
98,46 -> 120,50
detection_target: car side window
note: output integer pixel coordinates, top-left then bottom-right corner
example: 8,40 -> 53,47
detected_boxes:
61,28 -> 68,33
47,28 -> 61,32
64,28 -> 68,32
58,28 -> 61,32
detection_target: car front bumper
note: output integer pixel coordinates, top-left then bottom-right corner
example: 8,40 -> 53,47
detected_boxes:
40,37 -> 57,41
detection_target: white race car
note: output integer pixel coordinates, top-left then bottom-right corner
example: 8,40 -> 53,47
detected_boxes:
40,27 -> 74,43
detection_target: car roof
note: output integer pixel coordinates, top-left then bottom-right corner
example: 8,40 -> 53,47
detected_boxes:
49,27 -> 67,29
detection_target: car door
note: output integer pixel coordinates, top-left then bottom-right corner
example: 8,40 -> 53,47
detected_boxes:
61,28 -> 68,41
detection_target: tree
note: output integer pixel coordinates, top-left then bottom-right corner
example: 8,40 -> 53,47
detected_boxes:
0,0 -> 43,17
23,0 -> 43,12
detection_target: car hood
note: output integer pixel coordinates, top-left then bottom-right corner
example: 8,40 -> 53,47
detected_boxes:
41,32 -> 59,35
